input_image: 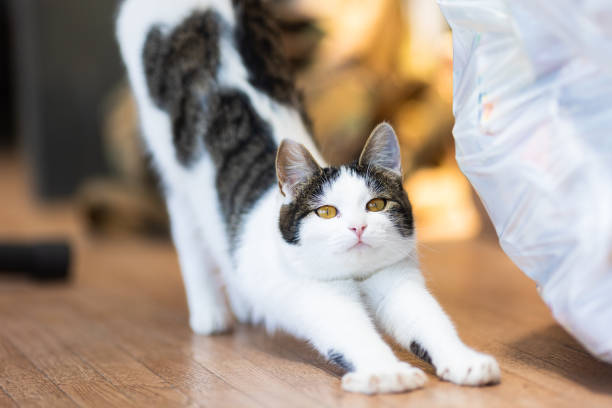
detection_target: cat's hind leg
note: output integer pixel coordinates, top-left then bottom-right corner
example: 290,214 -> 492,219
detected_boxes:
361,263 -> 501,386
167,193 -> 232,334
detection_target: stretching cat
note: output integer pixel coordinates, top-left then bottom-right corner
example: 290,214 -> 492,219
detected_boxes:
116,0 -> 500,394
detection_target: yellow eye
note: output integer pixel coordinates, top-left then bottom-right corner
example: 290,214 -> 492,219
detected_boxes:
315,205 -> 338,219
366,198 -> 387,212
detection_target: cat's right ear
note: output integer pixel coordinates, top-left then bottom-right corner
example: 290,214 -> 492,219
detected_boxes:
276,139 -> 321,199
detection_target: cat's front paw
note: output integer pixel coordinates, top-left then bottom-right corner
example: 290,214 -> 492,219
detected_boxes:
341,362 -> 427,394
437,350 -> 500,386
189,305 -> 232,335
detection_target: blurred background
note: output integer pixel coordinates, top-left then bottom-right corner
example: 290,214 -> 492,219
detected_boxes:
0,0 -> 495,267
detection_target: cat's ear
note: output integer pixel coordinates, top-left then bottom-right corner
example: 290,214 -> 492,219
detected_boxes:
359,122 -> 402,176
276,139 -> 321,198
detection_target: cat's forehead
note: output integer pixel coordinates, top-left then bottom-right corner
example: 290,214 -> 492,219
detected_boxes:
318,167 -> 371,204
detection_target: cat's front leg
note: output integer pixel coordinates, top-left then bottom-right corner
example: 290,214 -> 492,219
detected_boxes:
361,263 -> 501,386
262,279 -> 427,394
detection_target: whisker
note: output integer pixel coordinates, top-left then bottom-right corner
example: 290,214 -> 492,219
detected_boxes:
416,242 -> 440,254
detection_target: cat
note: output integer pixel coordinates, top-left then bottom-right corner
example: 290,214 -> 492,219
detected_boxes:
116,0 -> 500,394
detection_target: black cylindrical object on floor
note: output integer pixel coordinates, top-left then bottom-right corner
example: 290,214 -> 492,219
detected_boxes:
0,241 -> 71,281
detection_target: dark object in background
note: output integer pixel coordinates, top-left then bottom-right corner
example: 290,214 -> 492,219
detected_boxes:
0,241 -> 71,281
8,0 -> 123,198
0,0 -> 14,147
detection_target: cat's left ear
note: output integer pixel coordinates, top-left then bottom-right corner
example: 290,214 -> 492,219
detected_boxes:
276,139 -> 322,199
359,122 -> 402,176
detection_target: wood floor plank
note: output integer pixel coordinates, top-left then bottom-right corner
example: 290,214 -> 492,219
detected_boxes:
0,336 -> 76,408
0,313 -> 136,408
20,297 -> 192,407
107,320 -> 265,408
112,316 -> 325,408
62,291 -> 262,408
0,386 -> 17,408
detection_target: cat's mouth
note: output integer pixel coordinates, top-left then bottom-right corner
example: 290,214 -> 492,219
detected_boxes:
347,241 -> 372,251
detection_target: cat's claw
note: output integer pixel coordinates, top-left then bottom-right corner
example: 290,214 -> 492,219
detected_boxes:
341,363 -> 427,394
437,351 -> 500,386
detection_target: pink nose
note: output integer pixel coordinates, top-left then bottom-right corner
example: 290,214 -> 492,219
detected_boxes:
349,225 -> 367,239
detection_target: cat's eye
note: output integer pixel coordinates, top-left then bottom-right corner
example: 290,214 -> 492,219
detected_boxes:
315,205 -> 338,219
366,198 -> 387,212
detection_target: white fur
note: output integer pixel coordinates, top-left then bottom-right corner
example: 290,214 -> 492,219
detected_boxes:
117,0 -> 500,393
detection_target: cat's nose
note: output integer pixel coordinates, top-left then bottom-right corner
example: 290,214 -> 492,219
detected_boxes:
349,225 -> 367,239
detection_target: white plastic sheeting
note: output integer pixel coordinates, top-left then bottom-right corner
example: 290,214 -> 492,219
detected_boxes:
438,0 -> 612,363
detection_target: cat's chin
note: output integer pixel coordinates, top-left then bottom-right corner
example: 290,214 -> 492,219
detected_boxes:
290,247 -> 411,282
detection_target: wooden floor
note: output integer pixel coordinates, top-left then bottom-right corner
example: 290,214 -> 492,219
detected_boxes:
1,154 -> 612,407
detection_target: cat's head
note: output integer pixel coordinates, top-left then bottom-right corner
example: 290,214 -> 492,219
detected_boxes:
276,122 -> 415,281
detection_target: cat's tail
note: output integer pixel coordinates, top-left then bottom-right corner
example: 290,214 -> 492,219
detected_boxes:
116,0 -> 235,167
116,0 -> 234,92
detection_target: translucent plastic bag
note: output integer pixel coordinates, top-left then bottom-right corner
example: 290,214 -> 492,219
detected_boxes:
438,0 -> 612,363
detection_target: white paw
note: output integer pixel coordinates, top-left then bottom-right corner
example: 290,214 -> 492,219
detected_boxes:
437,350 -> 500,386
189,305 -> 232,335
341,362 -> 427,394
